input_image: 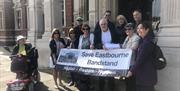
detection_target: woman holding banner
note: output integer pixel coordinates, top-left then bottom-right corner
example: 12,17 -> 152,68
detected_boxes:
126,21 -> 157,91
122,23 -> 140,91
49,28 -> 66,88
67,27 -> 79,86
78,24 -> 94,49
76,24 -> 94,91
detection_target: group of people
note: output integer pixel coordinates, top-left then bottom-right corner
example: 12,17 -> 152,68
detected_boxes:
48,9 -> 157,91
10,8 -> 157,91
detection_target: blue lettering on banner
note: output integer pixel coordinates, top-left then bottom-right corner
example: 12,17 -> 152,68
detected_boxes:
87,59 -> 118,66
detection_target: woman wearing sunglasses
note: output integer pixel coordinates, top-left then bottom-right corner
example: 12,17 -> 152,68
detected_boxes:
78,24 -> 94,49
49,28 -> 66,88
76,24 -> 94,91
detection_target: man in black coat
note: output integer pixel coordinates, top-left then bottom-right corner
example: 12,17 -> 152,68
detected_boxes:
94,10 -> 118,44
94,18 -> 119,91
132,9 -> 142,32
74,16 -> 84,48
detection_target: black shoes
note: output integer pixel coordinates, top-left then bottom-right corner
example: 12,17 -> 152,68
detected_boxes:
68,81 -> 74,86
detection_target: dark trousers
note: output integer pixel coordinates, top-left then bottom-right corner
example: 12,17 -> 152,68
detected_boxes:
70,72 -> 76,82
76,74 -> 91,91
125,76 -> 136,91
136,85 -> 155,91
99,77 -> 115,91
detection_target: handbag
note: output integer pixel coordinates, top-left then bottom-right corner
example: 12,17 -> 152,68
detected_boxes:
153,42 -> 167,70
49,56 -> 55,68
10,56 -> 29,73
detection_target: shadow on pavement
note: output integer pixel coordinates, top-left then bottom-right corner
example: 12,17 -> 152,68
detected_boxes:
61,85 -> 74,91
34,82 -> 74,91
34,82 -> 50,91
38,68 -> 53,75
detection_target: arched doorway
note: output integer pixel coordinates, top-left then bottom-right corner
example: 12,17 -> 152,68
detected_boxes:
117,0 -> 153,22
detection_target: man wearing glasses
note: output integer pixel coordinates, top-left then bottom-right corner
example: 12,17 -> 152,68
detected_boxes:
94,18 -> 119,91
94,10 -> 116,43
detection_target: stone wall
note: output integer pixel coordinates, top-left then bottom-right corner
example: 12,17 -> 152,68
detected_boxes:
156,0 -> 180,91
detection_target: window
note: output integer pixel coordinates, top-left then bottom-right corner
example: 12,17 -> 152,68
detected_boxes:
60,0 -> 65,26
84,0 -> 89,21
16,10 -> 22,29
0,12 -> 3,29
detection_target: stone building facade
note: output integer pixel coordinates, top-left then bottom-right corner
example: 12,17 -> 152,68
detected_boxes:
73,0 -> 180,91
0,0 -> 179,90
26,0 -> 74,68
74,0 -> 180,91
157,0 -> 180,91
27,0 -> 180,90
13,0 -> 28,35
0,0 -> 15,46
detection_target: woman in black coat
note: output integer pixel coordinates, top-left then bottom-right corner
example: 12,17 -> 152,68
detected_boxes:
49,28 -> 66,88
115,15 -> 127,44
127,21 -> 157,91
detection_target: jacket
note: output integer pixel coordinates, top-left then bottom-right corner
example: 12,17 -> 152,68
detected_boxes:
115,24 -> 127,44
12,44 -> 31,56
78,33 -> 94,49
49,38 -> 66,59
94,21 -> 118,49
130,32 -> 157,86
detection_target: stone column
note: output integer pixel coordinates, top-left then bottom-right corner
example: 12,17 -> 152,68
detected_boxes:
52,0 -> 62,29
27,0 -> 44,46
88,0 -> 97,30
27,0 -> 49,68
44,0 -> 52,32
34,0 -> 63,69
44,0 -> 62,32
111,0 -> 118,21
157,0 -> 180,91
98,0 -> 109,19
97,0 -> 115,20
73,0 -> 80,23
152,0 -> 161,17
0,0 -> 15,46
88,0 -> 117,30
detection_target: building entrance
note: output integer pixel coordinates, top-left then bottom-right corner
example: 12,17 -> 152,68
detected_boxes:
117,0 -> 152,22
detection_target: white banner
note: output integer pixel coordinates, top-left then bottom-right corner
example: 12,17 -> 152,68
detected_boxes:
56,48 -> 132,77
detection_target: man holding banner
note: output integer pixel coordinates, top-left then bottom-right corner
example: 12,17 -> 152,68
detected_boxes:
56,18 -> 132,91
93,18 -> 120,91
56,49 -> 132,91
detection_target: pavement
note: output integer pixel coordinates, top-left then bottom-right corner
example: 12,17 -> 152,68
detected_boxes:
0,47 -> 79,91
0,47 -> 127,91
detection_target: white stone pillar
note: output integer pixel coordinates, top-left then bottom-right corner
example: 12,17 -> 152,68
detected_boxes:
73,0 -> 80,25
88,0 -> 97,30
34,0 -> 63,69
27,0 -> 37,46
98,0 -> 107,19
44,0 -> 62,31
27,0 -> 44,44
157,0 -> 180,91
44,0 -> 52,32
52,0 -> 62,29
27,0 -> 50,69
152,0 -> 161,17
